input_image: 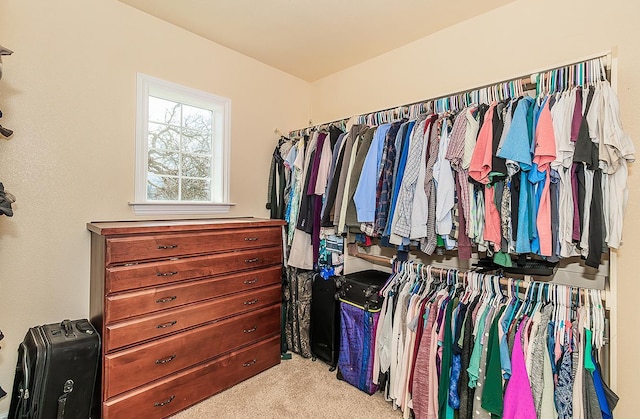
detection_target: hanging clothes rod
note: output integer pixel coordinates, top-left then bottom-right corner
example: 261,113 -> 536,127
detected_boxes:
289,54 -> 610,137
348,242 -> 607,303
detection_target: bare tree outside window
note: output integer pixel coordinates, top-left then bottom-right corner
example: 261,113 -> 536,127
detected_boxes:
147,96 -> 214,201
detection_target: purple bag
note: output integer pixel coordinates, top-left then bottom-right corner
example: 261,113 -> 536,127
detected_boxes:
337,301 -> 380,394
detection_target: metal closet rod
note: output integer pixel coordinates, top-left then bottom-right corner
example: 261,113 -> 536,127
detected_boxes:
346,243 -> 606,301
289,54 -> 610,137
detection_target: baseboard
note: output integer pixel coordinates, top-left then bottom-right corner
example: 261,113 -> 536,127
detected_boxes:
0,411 -> 8,419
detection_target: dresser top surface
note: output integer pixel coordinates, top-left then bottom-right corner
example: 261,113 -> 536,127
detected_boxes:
87,217 -> 285,236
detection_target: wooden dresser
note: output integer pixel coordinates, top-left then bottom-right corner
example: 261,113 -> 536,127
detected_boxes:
87,218 -> 285,418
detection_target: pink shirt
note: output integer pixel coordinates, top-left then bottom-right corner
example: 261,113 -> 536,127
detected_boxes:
468,103 -> 496,184
534,100 -> 557,256
503,322 -> 537,419
484,184 -> 502,250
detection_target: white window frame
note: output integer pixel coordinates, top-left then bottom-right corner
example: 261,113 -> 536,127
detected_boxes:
130,73 -> 234,215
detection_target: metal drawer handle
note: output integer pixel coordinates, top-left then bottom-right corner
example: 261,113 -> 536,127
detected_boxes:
242,359 -> 257,367
244,237 -> 259,241
156,296 -> 177,303
244,258 -> 259,263
154,395 -> 175,407
155,354 -> 177,365
156,320 -> 177,329
243,278 -> 259,285
243,299 -> 258,306
157,245 -> 178,249
157,271 -> 178,277
243,326 -> 258,333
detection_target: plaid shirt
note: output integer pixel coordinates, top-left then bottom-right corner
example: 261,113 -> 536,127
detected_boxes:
447,110 -> 473,245
393,116 -> 429,238
360,222 -> 377,237
422,117 -> 442,255
374,122 -> 403,235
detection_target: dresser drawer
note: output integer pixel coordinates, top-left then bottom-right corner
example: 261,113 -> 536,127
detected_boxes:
106,227 -> 282,265
104,304 -> 280,398
104,285 -> 281,352
103,335 -> 280,418
105,266 -> 281,323
106,247 -> 282,293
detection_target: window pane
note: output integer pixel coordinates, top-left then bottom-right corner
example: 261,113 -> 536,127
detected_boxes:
182,128 -> 212,154
148,150 -> 179,175
182,178 -> 211,201
182,104 -> 212,132
182,153 -> 211,177
136,74 -> 230,209
149,96 -> 180,125
147,174 -> 179,200
148,122 -> 180,151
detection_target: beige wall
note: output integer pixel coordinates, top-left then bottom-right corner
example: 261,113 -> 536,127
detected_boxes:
0,0 -> 310,412
311,0 -> 640,416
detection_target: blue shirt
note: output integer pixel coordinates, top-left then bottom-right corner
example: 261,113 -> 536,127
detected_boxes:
497,97 -> 534,169
384,121 -> 415,236
516,169 -> 532,253
528,165 -> 546,254
353,124 -> 390,222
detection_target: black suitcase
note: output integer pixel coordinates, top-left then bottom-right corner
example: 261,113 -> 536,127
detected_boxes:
310,274 -> 340,369
9,319 -> 100,419
336,269 -> 390,310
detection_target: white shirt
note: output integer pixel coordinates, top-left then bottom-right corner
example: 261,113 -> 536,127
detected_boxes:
410,119 -> 433,239
434,119 -> 455,236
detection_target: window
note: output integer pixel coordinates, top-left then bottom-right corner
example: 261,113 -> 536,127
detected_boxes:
131,73 -> 233,215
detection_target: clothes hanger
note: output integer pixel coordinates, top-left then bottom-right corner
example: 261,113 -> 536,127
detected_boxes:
498,278 -> 515,331
380,260 -> 401,295
505,279 -> 523,327
523,281 -> 540,317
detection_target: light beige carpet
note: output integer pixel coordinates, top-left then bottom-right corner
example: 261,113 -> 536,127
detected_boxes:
171,354 -> 403,419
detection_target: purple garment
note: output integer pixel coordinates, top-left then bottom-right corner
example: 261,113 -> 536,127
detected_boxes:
307,133 -> 327,265
571,89 -> 583,142
571,163 -> 581,241
412,302 -> 438,419
312,195 -> 322,264
338,302 -> 380,395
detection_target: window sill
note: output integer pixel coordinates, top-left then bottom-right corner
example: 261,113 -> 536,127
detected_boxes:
129,201 -> 236,216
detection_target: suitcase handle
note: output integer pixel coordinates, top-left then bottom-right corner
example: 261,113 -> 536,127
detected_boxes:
61,320 -> 75,338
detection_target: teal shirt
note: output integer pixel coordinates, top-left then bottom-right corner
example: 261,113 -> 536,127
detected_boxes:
482,305 -> 507,417
467,304 -> 492,387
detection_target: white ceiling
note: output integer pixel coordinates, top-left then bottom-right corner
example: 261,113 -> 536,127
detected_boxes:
117,0 -> 514,82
